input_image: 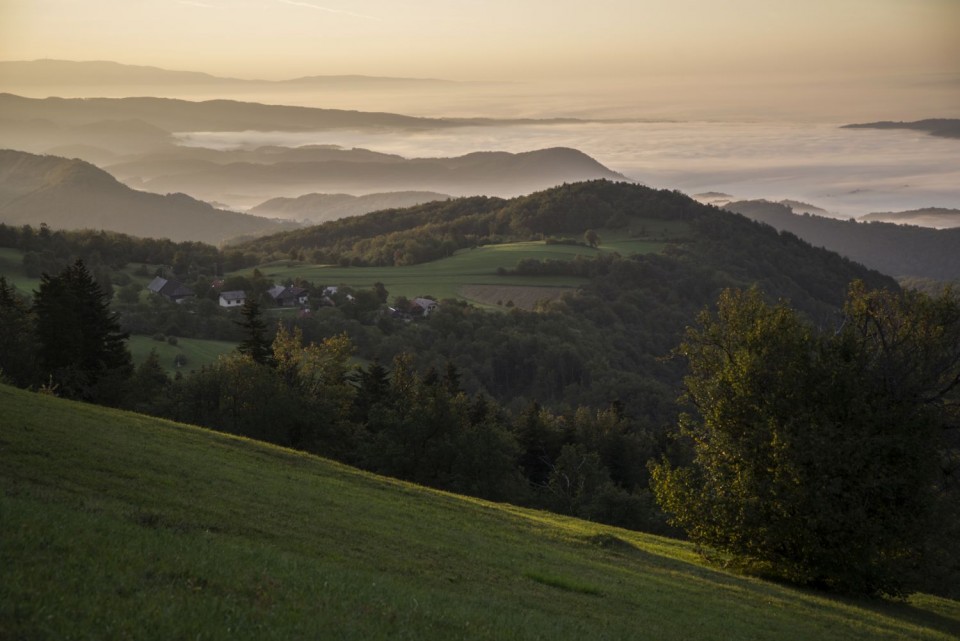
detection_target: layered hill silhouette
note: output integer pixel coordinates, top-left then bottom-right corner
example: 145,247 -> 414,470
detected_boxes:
0,92 -> 625,208
724,199 -> 960,281
860,207 -> 960,229
132,147 -> 626,207
250,191 -> 452,222
0,149 -> 293,244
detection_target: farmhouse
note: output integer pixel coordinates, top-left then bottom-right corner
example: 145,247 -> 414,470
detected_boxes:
412,297 -> 439,316
219,290 -> 246,308
147,276 -> 193,303
268,285 -> 309,307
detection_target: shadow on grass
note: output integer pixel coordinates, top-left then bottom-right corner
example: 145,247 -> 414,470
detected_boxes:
581,533 -> 960,639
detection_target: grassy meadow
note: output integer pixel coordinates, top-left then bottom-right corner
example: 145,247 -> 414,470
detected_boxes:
0,247 -> 39,295
128,334 -> 238,374
2,384 -> 959,640
249,232 -> 666,307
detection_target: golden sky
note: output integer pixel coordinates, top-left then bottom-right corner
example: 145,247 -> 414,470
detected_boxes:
1,0 -> 957,82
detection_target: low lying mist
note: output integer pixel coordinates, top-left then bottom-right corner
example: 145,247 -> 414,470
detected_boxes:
175,121 -> 960,217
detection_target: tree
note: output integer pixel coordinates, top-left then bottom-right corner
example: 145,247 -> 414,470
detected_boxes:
584,229 -> 601,248
32,259 -> 132,404
0,276 -> 38,387
651,285 -> 960,596
236,299 -> 273,365
123,349 -> 170,414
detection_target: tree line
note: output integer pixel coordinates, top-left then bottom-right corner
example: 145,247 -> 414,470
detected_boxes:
3,259 -> 958,597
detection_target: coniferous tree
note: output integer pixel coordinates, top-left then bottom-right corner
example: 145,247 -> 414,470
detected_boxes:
236,299 -> 273,365
32,259 -> 132,404
0,276 -> 38,387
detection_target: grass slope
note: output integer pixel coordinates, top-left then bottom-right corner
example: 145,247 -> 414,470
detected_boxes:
128,334 -> 237,374
2,386 -> 959,640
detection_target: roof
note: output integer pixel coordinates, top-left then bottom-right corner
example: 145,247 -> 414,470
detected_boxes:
219,290 -> 246,302
269,285 -> 308,301
413,297 -> 438,309
148,276 -> 193,299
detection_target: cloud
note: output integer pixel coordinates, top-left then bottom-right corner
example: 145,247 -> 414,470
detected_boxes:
275,0 -> 379,20
178,0 -> 218,7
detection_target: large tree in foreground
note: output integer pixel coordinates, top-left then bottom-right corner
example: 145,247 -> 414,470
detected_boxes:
33,259 -> 132,404
651,284 -> 960,596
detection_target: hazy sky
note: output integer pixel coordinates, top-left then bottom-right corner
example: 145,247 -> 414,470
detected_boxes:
2,0 -> 958,82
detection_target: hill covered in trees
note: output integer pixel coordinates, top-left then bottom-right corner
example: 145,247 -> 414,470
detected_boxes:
7,179 -> 958,598
723,199 -> 960,281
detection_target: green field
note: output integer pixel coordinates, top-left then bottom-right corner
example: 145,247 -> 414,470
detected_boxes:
249,235 -> 665,306
128,334 -> 238,374
0,247 -> 39,295
2,384 -> 958,640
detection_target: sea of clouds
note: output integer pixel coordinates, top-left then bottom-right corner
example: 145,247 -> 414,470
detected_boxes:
176,121 -> 960,217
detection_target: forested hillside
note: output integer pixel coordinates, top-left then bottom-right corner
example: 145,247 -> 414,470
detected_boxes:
5,179 -> 957,597
725,199 -> 960,281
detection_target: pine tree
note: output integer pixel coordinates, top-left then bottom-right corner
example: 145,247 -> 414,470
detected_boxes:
0,276 -> 38,387
236,299 -> 273,366
32,259 -> 132,403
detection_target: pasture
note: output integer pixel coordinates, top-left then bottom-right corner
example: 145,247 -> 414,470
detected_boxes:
2,384 -> 958,640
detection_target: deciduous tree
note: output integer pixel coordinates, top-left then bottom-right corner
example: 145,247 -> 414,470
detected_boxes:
651,284 -> 960,596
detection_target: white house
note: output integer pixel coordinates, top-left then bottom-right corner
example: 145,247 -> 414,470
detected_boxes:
219,290 -> 246,308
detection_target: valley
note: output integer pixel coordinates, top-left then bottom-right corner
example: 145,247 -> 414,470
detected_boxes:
2,29 -> 959,636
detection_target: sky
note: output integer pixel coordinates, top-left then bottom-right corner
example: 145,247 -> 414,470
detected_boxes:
1,0 -> 957,82
1,0 -> 958,121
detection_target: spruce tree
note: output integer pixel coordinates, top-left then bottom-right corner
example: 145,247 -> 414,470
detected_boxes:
32,259 -> 132,403
0,276 -> 38,387
236,299 -> 273,366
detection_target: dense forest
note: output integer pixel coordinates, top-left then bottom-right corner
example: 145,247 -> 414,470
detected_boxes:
4,180 -> 956,596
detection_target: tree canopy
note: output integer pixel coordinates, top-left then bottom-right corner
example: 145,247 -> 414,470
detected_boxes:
32,259 -> 132,404
651,284 -> 960,596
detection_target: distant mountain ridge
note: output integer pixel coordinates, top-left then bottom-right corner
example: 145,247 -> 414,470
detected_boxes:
251,191 -> 452,222
841,119 -> 960,139
860,208 -> 960,229
132,147 -> 627,208
0,149 -> 293,244
0,93 -> 451,133
0,59 -> 463,88
724,199 -> 960,281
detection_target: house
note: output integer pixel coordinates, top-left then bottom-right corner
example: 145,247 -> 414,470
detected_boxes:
412,297 -> 439,316
219,290 -> 246,308
147,276 -> 193,303
268,285 -> 309,308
